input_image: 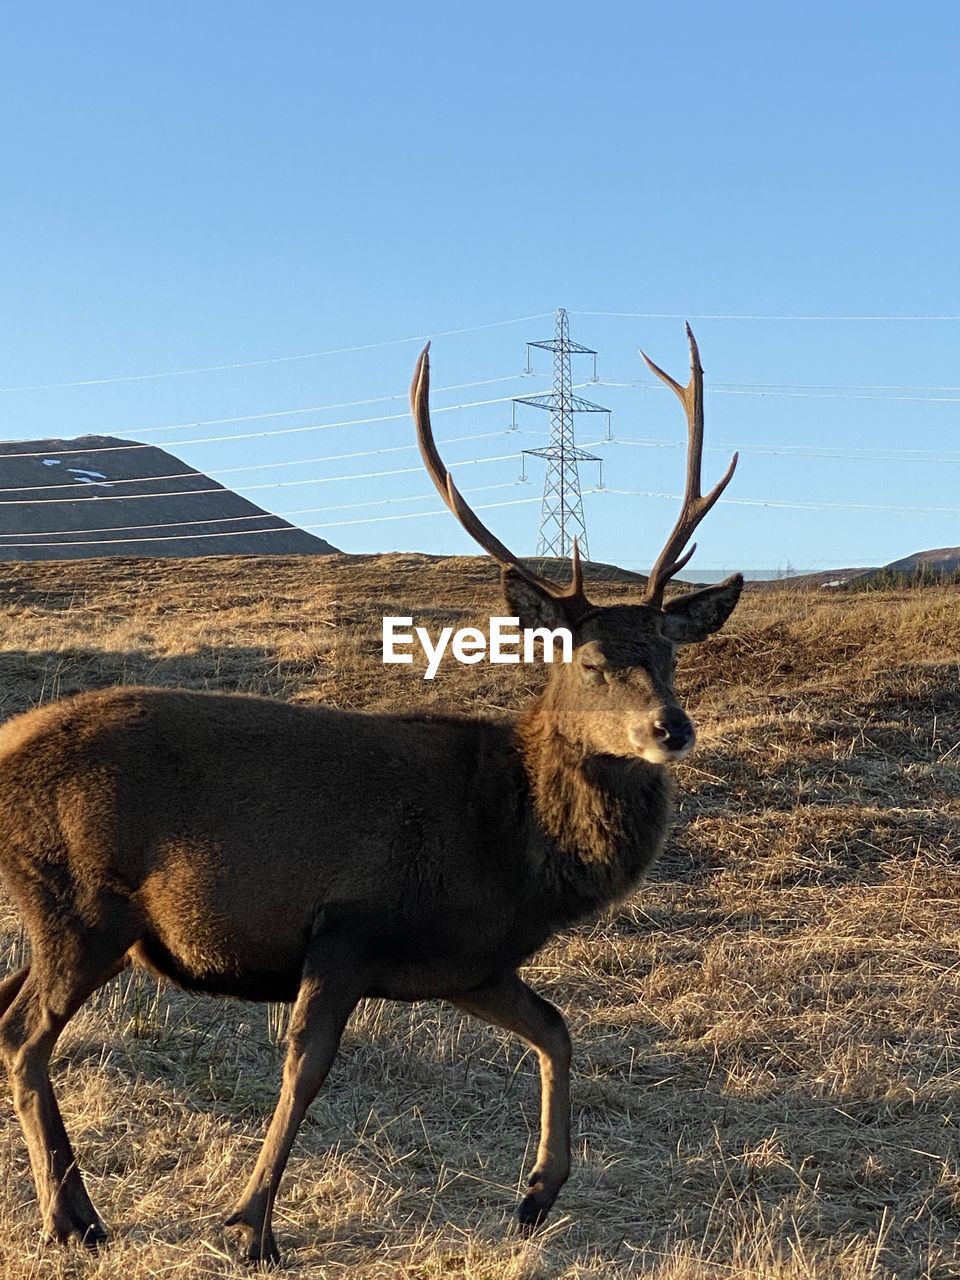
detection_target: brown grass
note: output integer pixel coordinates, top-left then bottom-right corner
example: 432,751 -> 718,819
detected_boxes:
0,554 -> 957,1279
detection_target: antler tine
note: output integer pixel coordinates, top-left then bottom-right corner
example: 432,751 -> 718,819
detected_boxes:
410,345 -> 590,609
568,536 -> 584,599
638,326 -> 738,609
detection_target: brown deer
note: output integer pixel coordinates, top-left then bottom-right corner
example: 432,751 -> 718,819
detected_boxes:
0,327 -> 740,1265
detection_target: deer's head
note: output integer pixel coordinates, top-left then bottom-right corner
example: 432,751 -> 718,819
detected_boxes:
410,327 -> 742,765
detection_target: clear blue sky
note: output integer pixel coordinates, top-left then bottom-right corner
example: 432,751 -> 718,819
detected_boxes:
1,2 -> 958,572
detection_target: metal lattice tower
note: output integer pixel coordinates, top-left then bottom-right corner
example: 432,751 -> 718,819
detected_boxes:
516,309 -> 609,559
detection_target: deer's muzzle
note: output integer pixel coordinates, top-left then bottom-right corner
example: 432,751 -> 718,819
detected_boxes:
629,707 -> 696,762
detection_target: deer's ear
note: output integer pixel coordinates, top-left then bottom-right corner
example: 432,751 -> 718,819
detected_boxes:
501,568 -> 571,632
660,573 -> 743,644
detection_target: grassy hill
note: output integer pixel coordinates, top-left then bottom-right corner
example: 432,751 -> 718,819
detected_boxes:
0,554 -> 955,1278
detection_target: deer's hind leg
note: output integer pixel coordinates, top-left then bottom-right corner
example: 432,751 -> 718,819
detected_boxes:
0,964 -> 30,1018
0,908 -> 135,1247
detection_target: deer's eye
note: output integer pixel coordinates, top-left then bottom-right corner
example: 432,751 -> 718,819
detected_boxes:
579,661 -> 607,687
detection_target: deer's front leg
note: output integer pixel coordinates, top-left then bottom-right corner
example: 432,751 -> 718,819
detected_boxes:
226,936 -> 367,1266
451,971 -> 572,1231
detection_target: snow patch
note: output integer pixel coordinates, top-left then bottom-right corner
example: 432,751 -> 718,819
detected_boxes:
42,459 -> 62,466
67,468 -> 113,488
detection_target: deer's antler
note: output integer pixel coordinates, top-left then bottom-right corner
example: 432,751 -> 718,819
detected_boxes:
639,325 -> 738,608
410,345 -> 592,617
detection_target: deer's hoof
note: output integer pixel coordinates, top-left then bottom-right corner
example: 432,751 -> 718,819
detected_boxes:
225,1211 -> 282,1269
516,1191 -> 551,1234
516,1166 -> 565,1235
42,1214 -> 108,1251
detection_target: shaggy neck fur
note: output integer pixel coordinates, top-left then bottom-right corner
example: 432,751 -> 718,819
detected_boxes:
515,682 -> 674,918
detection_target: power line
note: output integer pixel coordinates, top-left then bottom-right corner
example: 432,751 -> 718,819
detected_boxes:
0,481 -> 524,540
601,436 -> 960,463
21,373 -> 536,440
3,469 -> 956,549
0,386 -> 572,460
0,449 -> 528,506
1,336 -> 956,554
6,306 -> 958,395
0,429 -> 530,494
710,381 -> 960,393
5,369 -> 954,468
6,472 -> 957,547
573,310 -> 960,322
6,372 -> 958,453
0,312 -> 554,393
707,387 -> 960,405
2,430 -> 955,534
0,493 -> 544,547
3,480 -> 955,551
312,494 -> 541,531
598,487 -> 960,516
2,421 -> 955,529
2,390 -> 951,508
598,378 -> 960,405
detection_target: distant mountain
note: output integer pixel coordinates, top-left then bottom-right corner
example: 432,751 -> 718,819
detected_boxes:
749,546 -> 960,591
0,436 -> 338,560
748,567 -> 875,591
883,546 -> 960,575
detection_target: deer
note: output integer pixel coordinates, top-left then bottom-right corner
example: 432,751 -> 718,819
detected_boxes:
0,326 -> 740,1266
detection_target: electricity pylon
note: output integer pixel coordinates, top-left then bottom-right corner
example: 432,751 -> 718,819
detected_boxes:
516,309 -> 609,558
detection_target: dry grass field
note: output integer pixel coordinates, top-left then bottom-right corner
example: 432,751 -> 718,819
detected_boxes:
0,553 -> 956,1280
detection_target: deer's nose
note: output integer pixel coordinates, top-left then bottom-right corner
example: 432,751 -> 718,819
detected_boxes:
650,709 -> 696,754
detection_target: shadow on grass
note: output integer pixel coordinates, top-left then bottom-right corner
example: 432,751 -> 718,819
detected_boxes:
0,644 -> 329,721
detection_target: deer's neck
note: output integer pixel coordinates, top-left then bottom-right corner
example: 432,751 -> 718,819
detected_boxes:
516,695 -> 673,916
